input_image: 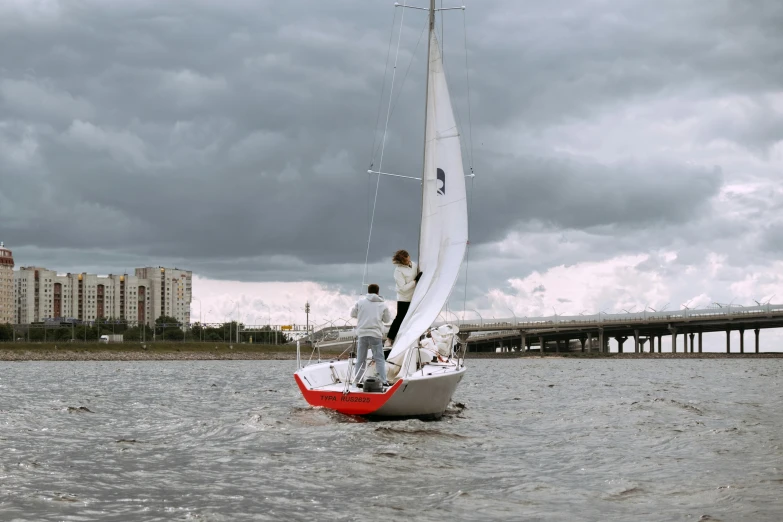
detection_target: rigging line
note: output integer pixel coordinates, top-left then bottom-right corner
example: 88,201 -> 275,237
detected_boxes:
462,175 -> 474,318
368,16 -> 429,166
462,4 -> 475,170
461,1 -> 475,319
367,8 -> 398,278
362,0 -> 408,290
368,6 -> 398,169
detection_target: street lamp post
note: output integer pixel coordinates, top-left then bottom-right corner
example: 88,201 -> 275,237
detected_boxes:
234,305 -> 241,343
193,297 -> 202,342
227,299 -> 239,344
260,302 -> 273,344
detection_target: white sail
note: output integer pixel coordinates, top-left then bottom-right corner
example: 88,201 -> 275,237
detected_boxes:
387,32 -> 468,367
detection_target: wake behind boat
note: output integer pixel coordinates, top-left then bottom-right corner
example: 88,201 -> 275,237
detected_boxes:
295,0 -> 471,419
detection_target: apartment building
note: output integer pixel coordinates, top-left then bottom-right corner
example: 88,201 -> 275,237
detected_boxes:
0,242 -> 13,324
13,266 -> 192,327
134,267 -> 192,326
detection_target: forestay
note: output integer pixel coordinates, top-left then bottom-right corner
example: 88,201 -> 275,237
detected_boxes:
387,31 -> 469,370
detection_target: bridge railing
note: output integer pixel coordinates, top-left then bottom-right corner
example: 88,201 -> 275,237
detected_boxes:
440,303 -> 783,330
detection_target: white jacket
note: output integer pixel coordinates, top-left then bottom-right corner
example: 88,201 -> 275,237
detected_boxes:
394,261 -> 418,302
350,293 -> 391,338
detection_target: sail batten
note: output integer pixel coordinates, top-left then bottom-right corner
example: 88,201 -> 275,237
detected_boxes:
387,31 -> 469,368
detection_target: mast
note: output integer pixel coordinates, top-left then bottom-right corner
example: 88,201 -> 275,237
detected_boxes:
416,0 -> 436,271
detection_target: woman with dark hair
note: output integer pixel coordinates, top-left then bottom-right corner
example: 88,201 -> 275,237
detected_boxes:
385,249 -> 421,349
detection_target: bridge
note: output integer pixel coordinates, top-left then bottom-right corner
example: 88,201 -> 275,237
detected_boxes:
451,303 -> 783,353
334,303 -> 783,353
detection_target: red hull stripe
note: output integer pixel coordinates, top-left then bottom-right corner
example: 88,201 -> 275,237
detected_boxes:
294,374 -> 403,415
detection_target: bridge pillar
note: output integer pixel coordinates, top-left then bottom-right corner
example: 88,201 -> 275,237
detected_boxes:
649,335 -> 655,353
755,329 -> 760,353
682,331 -> 688,354
525,336 -> 532,351
555,339 -> 560,353
726,330 -> 731,353
669,327 -> 677,353
520,331 -> 526,352
689,332 -> 695,353
580,335 -> 587,352
698,331 -> 703,353
634,329 -> 640,353
658,335 -> 662,353
616,336 -> 627,353
539,336 -> 545,355
739,329 -> 745,354
598,328 -> 604,354
639,337 -> 648,352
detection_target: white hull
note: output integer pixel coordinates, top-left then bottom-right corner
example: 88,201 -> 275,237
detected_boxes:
374,365 -> 465,417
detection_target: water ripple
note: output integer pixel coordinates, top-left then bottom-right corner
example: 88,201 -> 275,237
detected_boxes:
1,359 -> 782,520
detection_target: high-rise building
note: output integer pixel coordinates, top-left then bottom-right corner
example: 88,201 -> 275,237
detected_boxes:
13,266 -> 192,327
0,242 -> 14,324
134,267 -> 192,325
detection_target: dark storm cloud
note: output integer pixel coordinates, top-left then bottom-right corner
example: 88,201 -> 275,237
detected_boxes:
0,0 -> 780,283
470,155 -> 722,242
468,0 -> 783,132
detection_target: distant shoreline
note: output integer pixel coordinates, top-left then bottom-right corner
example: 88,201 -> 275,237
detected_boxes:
0,343 -> 781,362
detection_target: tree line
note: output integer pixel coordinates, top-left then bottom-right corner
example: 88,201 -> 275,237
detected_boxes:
0,317 -> 292,343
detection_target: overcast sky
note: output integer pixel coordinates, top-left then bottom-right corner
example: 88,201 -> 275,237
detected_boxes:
1,0 -> 782,349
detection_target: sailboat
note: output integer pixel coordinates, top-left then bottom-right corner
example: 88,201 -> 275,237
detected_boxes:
294,0 -> 469,419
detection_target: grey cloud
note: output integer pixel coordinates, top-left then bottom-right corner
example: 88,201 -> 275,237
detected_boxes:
0,0 -> 781,297
469,0 -> 783,135
761,222 -> 783,253
471,155 -> 723,242
0,78 -> 95,123
701,97 -> 783,155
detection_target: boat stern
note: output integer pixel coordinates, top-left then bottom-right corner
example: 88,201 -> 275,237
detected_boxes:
294,366 -> 403,415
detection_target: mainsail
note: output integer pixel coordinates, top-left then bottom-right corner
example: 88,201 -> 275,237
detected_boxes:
387,31 -> 469,368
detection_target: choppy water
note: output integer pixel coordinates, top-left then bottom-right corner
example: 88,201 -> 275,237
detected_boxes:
1,359 -> 782,521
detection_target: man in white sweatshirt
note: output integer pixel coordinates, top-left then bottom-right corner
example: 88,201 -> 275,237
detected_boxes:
350,283 -> 392,386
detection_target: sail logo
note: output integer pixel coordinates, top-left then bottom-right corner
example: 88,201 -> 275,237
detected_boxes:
437,168 -> 446,196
